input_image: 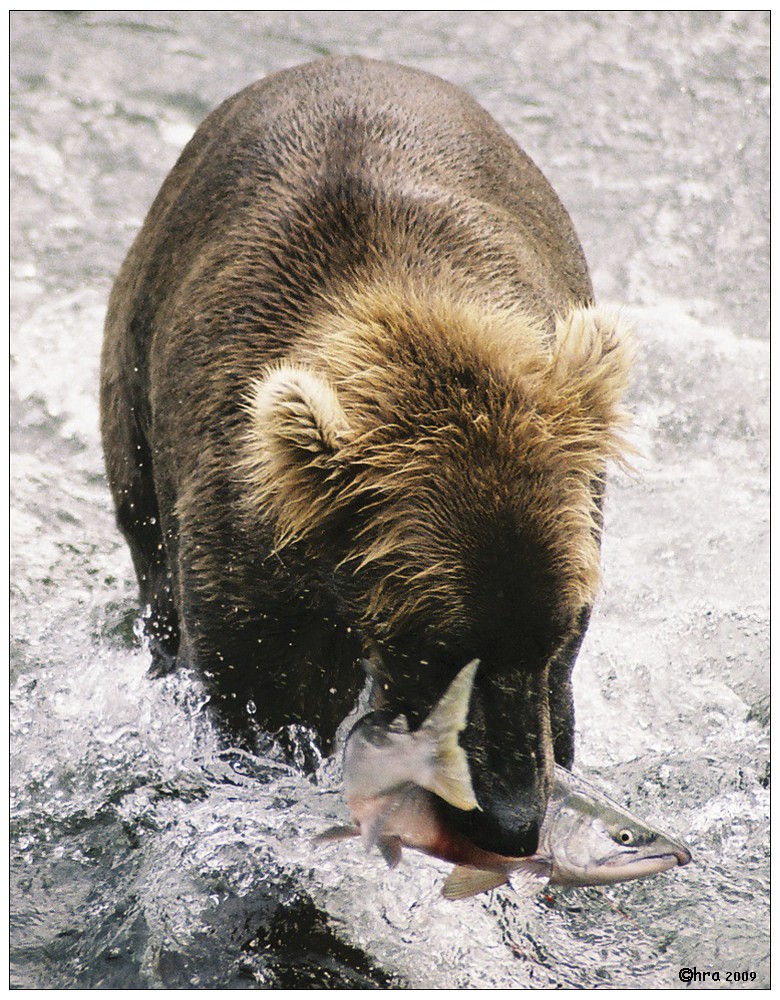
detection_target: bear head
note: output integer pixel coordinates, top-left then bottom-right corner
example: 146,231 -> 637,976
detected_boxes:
241,285 -> 634,856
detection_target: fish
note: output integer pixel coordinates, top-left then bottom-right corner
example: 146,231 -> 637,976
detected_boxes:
316,660 -> 692,899
440,764 -> 693,900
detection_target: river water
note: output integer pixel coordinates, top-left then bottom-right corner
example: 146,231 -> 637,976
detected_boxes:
10,11 -> 769,990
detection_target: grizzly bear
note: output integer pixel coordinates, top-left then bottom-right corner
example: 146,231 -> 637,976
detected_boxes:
100,56 -> 632,856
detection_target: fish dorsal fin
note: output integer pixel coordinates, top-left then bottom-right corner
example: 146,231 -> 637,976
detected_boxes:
419,659 -> 480,812
442,866 -> 509,900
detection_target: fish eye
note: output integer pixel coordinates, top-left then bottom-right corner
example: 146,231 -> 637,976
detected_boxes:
618,828 -> 635,845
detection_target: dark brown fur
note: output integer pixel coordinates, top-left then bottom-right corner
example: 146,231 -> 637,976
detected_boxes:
101,57 -> 632,855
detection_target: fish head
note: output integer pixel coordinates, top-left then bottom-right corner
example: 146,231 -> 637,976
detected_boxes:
547,782 -> 692,887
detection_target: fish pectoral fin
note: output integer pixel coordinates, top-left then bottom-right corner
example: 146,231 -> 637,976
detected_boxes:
441,866 -> 509,900
442,858 -> 553,901
360,816 -> 383,853
507,859 -> 552,900
313,824 -> 360,844
377,835 -> 403,869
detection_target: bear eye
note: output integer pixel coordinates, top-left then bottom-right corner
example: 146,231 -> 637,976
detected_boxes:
618,828 -> 635,845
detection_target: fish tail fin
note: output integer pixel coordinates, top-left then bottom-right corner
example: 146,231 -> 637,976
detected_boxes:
420,659 -> 480,812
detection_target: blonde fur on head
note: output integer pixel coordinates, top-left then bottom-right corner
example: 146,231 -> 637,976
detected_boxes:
547,305 -> 636,454
240,365 -> 354,548
237,289 -> 635,627
250,365 -> 351,454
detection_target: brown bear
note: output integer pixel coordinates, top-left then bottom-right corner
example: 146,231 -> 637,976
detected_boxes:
100,56 -> 632,856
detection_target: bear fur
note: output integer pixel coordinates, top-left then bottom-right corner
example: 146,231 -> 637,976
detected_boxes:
100,57 -> 632,855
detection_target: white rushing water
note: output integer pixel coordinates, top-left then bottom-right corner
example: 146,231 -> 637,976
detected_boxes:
10,11 -> 768,989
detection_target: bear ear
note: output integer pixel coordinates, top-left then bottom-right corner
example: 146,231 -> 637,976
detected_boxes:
242,365 -> 354,545
547,305 -> 635,451
250,365 -> 351,457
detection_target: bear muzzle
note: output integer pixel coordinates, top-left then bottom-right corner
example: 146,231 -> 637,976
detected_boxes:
444,756 -> 552,857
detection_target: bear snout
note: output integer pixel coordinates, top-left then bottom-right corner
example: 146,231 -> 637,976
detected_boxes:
442,764 -> 551,858
450,671 -> 556,856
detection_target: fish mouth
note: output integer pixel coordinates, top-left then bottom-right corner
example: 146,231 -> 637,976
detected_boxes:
672,844 -> 693,867
597,845 -> 692,883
